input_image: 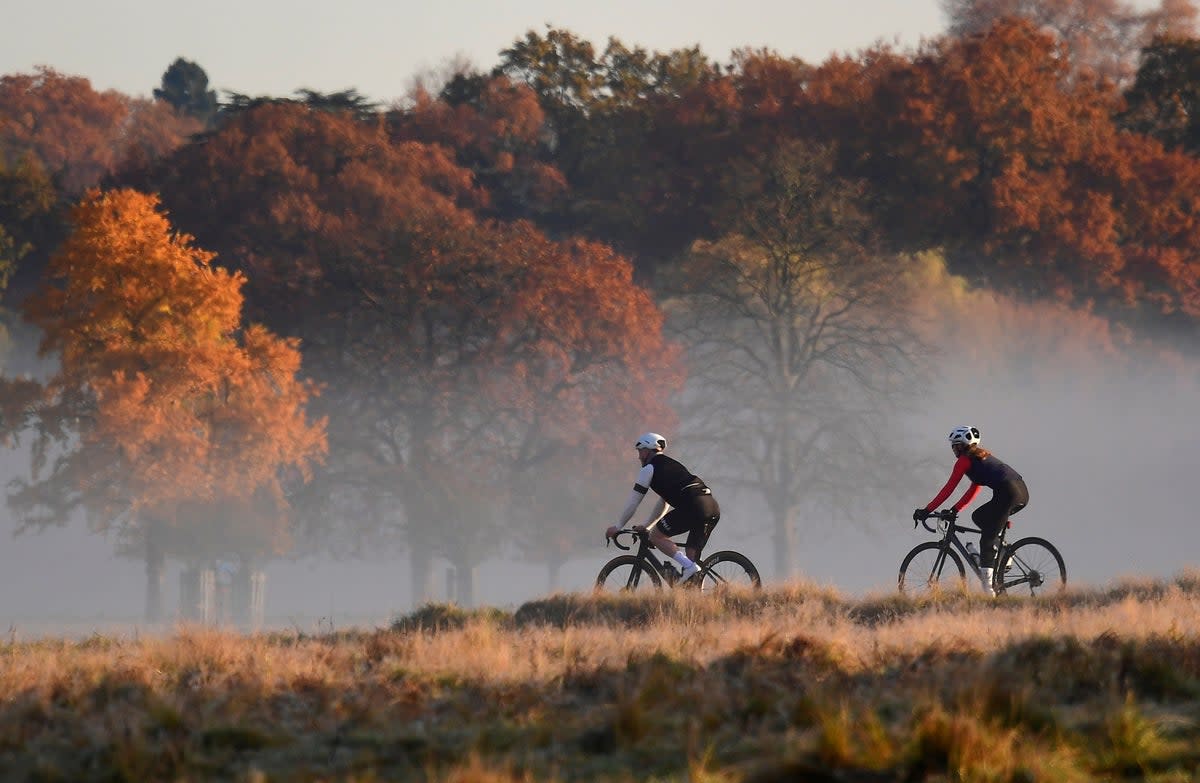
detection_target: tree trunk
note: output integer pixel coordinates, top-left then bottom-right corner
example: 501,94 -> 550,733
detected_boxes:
231,562 -> 251,627
453,560 -> 476,607
771,504 -> 797,580
144,526 -> 165,624
409,545 -> 433,608
178,564 -> 215,623
178,565 -> 198,622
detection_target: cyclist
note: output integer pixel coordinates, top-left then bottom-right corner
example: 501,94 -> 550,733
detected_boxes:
913,426 -> 1029,597
605,432 -> 720,583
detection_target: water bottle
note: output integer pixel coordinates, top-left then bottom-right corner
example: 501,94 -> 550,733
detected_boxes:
965,542 -> 980,567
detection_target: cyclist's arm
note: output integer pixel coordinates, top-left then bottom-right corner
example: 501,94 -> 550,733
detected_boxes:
615,464 -> 655,527
951,483 -> 981,513
925,455 -> 970,510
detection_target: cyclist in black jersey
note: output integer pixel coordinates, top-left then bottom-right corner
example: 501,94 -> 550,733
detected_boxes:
605,432 -> 721,583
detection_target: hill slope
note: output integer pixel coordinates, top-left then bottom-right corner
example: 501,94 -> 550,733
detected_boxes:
3,577 -> 1200,781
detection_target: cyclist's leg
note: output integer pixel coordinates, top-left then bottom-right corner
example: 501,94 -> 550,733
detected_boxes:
684,495 -> 719,562
995,480 -> 1029,574
972,494 -> 1010,570
684,520 -> 711,562
972,491 -> 1013,596
652,511 -> 701,575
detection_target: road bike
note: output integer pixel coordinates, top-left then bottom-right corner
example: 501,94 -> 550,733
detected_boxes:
596,527 -> 762,592
899,509 -> 1066,596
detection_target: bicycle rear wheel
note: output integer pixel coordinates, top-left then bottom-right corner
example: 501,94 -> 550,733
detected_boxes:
700,551 -> 762,590
898,542 -> 966,595
595,555 -> 662,592
996,537 -> 1066,596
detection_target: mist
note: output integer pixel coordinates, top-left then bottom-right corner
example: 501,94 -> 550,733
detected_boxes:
1,257 -> 1198,636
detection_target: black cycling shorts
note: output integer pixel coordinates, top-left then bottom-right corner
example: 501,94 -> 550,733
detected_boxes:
657,493 -> 720,552
971,478 -> 1029,532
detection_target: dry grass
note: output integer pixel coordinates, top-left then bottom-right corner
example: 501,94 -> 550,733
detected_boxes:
3,575 -> 1200,781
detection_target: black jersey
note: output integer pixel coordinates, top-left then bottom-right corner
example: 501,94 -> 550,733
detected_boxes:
965,453 -> 1022,488
640,453 -> 710,508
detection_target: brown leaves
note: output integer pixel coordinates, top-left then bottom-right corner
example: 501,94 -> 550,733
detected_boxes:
486,223 -> 681,457
0,68 -> 198,195
819,17 -> 1200,323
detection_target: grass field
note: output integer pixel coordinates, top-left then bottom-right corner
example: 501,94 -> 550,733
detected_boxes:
3,575 -> 1200,782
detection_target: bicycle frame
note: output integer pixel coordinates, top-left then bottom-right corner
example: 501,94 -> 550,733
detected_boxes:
928,515 -> 1007,583
610,528 -> 681,587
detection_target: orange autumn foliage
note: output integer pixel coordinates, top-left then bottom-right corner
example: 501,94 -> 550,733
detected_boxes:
8,189 -> 325,556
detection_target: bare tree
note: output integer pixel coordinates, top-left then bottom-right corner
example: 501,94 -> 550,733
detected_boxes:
665,142 -> 930,579
941,0 -> 1198,86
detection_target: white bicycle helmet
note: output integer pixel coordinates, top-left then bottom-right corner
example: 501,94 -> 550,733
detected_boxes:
948,425 -> 981,448
634,432 -> 667,451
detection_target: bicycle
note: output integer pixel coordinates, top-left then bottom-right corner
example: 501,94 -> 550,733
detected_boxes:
596,527 -> 762,592
899,509 -> 1066,597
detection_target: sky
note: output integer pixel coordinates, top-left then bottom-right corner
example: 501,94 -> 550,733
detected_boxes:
3,0 -> 948,102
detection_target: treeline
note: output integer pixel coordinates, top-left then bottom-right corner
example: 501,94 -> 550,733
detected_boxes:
2,5 -> 1200,615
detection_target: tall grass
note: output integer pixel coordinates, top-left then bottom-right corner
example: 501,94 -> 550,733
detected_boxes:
2,574 -> 1200,780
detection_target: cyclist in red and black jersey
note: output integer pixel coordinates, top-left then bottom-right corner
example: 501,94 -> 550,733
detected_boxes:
605,432 -> 721,583
913,426 -> 1029,596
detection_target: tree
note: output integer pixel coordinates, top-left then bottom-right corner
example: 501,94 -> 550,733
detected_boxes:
0,156 -> 62,381
941,0 -> 1198,85
123,103 -> 680,606
0,156 -> 57,371
494,29 -> 724,265
393,75 -> 567,221
829,21 -> 1131,303
1119,34 -> 1200,155
124,97 -> 204,160
0,156 -> 55,296
1101,130 -> 1200,327
0,189 -> 326,621
668,142 -> 927,578
0,68 -> 128,194
309,218 -> 679,605
0,68 -> 198,244
218,89 -> 379,123
154,58 -> 219,126
473,225 -> 681,592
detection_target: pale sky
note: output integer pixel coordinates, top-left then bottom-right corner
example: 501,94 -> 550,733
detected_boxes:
3,0 -> 949,103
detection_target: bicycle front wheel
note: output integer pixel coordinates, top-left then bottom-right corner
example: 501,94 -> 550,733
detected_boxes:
595,555 -> 662,592
700,551 -> 762,591
898,542 -> 966,596
997,537 -> 1066,596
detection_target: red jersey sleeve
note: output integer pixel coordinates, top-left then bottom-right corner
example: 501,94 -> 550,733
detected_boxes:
951,484 -> 981,512
925,455 -> 971,511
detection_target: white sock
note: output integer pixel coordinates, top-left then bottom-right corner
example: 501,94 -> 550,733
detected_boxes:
672,551 -> 695,569
980,567 -> 995,596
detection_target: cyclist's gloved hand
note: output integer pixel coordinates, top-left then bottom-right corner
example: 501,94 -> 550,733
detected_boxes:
912,508 -> 930,523
945,509 -> 958,522
605,525 -> 620,542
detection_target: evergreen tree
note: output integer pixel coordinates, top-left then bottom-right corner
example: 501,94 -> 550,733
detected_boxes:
154,57 -> 218,126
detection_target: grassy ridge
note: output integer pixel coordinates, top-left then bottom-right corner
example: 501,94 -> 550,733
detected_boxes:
3,576 -> 1200,781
